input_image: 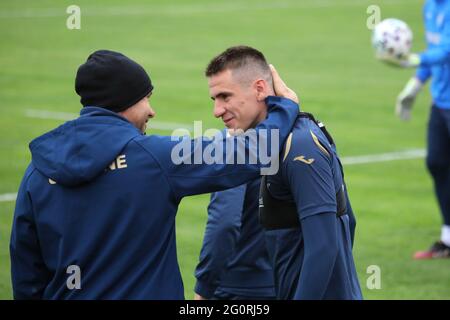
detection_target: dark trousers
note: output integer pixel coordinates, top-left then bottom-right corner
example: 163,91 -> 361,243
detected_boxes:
426,106 -> 450,226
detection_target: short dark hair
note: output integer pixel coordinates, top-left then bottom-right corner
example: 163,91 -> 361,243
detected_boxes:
205,46 -> 271,85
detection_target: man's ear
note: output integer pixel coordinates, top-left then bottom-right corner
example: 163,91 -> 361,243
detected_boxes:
254,79 -> 269,102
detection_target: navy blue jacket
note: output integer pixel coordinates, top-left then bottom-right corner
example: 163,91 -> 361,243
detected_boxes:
10,96 -> 299,299
195,179 -> 275,299
264,116 -> 362,300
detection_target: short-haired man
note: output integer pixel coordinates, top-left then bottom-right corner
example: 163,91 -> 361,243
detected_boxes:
196,46 -> 362,300
195,46 -> 285,300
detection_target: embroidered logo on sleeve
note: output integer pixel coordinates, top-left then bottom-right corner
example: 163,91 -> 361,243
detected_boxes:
293,155 -> 315,165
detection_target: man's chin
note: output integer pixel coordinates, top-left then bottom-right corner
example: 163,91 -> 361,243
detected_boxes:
227,127 -> 246,136
226,122 -> 246,131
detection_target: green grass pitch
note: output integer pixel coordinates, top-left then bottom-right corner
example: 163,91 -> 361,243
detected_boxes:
0,0 -> 449,299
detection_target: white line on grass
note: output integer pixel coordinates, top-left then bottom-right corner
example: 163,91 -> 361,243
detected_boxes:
25,109 -> 78,121
341,149 -> 426,165
0,193 -> 18,202
0,149 -> 426,203
25,109 -> 192,132
0,0 -> 415,19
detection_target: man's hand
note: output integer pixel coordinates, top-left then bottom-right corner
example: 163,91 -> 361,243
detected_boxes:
396,77 -> 423,121
378,53 -> 421,68
194,293 -> 207,300
269,64 -> 299,103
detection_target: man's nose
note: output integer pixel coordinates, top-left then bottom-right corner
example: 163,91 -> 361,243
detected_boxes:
213,101 -> 226,118
148,105 -> 156,118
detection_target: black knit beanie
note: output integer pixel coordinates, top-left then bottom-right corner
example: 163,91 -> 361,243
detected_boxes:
75,50 -> 153,112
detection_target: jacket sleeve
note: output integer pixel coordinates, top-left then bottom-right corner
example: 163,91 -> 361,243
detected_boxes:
416,66 -> 432,83
194,184 -> 247,298
293,212 -> 339,300
419,15 -> 450,67
10,165 -> 51,299
282,130 -> 339,299
345,189 -> 357,248
140,96 -> 299,200
416,3 -> 435,77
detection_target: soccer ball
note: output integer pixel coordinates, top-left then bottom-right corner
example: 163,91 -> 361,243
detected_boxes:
372,18 -> 413,61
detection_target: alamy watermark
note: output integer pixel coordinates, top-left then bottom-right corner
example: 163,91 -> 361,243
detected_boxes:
66,5 -> 81,30
66,265 -> 81,290
169,122 -> 280,175
366,265 -> 382,290
366,5 -> 381,30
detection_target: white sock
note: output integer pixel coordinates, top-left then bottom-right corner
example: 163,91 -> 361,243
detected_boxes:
441,225 -> 450,247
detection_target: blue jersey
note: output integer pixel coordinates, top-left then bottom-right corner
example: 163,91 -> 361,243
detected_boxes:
264,116 -> 362,300
417,0 -> 450,109
10,96 -> 299,300
195,179 -> 275,299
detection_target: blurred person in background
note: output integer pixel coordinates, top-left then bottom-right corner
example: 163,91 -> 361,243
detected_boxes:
389,0 -> 450,259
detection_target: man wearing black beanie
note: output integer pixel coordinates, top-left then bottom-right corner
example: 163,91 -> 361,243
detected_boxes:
10,49 -> 300,299
75,50 -> 155,132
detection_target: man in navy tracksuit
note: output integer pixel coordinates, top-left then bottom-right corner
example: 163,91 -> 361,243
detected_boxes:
194,46 -> 361,300
193,46 -> 300,300
9,50 -> 299,299
194,47 -> 290,300
388,0 -> 450,258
